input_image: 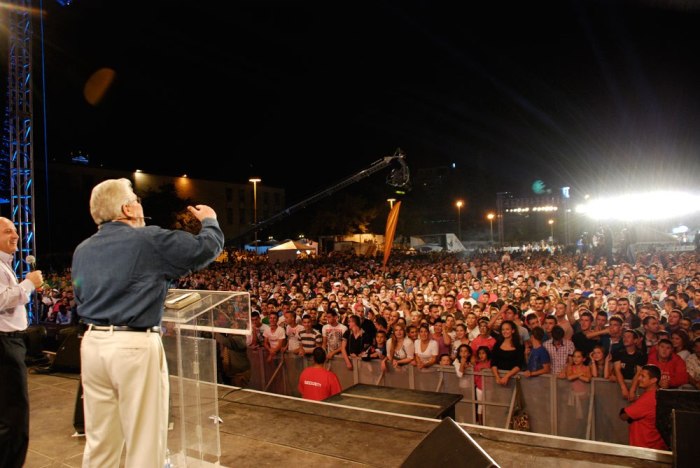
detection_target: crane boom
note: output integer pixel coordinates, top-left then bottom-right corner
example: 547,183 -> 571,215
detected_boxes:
234,149 -> 409,242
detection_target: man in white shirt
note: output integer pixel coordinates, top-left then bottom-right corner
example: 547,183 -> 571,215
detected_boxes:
0,217 -> 43,467
283,309 -> 304,354
322,309 -> 347,361
246,311 -> 269,348
263,313 -> 286,363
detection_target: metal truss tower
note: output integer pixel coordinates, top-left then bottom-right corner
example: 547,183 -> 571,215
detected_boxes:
4,0 -> 37,278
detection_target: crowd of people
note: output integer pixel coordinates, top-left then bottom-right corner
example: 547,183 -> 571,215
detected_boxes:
186,247 -> 700,449
38,246 -> 700,449
23,177 -> 688,465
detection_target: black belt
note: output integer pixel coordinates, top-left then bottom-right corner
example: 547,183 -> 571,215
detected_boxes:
0,330 -> 24,337
89,325 -> 161,333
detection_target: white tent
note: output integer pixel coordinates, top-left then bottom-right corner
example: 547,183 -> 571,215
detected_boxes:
268,240 -> 318,262
409,233 -> 466,253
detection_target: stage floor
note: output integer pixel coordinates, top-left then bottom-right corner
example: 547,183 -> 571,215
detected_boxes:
25,371 -> 670,467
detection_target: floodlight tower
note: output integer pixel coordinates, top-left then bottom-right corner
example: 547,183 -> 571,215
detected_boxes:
2,0 -> 37,279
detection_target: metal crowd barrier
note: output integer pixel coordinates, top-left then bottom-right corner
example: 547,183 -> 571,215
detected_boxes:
243,348 -> 689,446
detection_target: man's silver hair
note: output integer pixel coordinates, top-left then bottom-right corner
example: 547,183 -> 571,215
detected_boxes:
89,178 -> 135,225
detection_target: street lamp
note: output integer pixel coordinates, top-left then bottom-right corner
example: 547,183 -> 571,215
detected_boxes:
487,213 -> 495,243
387,198 -> 396,209
548,219 -> 554,242
456,200 -> 464,240
249,177 -> 261,252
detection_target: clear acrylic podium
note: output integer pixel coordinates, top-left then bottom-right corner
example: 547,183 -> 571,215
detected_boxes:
162,289 -> 251,467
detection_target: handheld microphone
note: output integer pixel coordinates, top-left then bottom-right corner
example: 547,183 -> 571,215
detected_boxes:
25,255 -> 36,270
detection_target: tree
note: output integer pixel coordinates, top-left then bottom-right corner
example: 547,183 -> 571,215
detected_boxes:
141,183 -> 194,231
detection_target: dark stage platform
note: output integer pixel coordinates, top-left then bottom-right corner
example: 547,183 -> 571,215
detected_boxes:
323,383 -> 462,419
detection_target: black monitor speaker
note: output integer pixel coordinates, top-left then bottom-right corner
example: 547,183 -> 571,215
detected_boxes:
24,325 -> 48,365
51,328 -> 81,373
401,418 -> 499,468
656,389 -> 700,450
672,409 -> 700,468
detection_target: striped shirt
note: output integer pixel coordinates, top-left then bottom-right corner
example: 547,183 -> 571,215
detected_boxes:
299,329 -> 321,354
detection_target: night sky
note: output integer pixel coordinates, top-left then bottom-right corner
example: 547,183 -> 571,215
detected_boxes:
38,0 -> 700,209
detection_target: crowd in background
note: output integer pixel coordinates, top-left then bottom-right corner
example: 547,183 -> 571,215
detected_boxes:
38,247 -> 700,438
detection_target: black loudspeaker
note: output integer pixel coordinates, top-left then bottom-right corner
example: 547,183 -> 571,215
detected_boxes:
673,410 -> 700,468
52,328 -> 81,373
656,389 -> 700,450
24,325 -> 48,365
401,418 -> 499,468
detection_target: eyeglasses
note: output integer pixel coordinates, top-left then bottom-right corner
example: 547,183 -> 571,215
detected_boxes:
126,196 -> 142,205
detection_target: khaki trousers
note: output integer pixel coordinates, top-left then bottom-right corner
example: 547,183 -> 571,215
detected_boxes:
81,327 -> 169,468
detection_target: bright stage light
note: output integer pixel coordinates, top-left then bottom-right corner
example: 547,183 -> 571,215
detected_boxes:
575,191 -> 700,221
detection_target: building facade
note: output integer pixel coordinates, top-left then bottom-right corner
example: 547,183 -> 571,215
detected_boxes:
43,162 -> 284,254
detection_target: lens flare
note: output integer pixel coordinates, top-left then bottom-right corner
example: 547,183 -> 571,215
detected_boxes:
575,191 -> 700,221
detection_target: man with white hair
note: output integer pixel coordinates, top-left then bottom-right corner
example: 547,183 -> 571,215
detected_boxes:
72,178 -> 223,467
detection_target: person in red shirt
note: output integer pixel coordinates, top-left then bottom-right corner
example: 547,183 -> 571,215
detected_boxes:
619,364 -> 668,450
633,339 -> 688,394
298,347 -> 342,401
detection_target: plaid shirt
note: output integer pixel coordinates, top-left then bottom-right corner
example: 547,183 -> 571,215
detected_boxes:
543,338 -> 574,376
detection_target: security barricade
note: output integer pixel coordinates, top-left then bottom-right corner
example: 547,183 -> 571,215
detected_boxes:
242,348 -> 691,446
357,359 -> 386,386
556,375 -> 591,439
591,377 -> 632,445
520,372 -> 553,435
437,366 -> 476,424
382,362 -> 412,389
482,370 -> 513,429
413,367 -> 442,393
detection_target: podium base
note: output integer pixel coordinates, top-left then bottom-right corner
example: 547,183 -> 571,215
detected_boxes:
169,451 -> 223,467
